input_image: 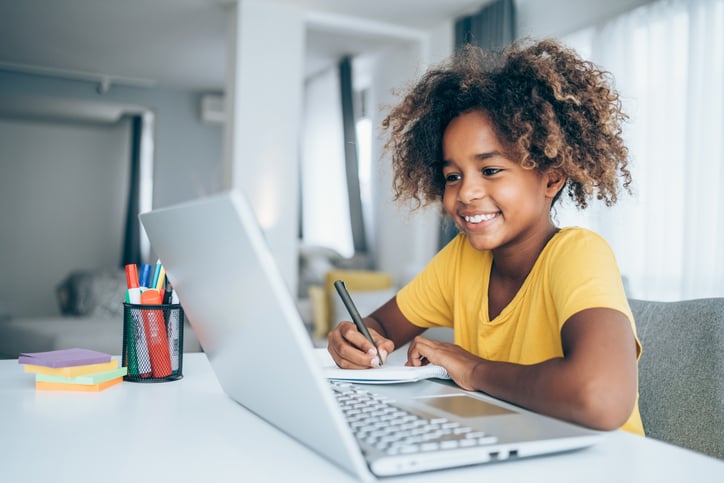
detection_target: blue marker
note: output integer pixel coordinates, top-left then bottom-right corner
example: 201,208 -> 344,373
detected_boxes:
139,263 -> 153,288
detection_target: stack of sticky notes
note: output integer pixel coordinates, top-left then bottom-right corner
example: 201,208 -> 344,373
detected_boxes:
19,348 -> 127,392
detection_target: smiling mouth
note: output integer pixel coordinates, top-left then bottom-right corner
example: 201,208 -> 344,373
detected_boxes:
462,213 -> 497,224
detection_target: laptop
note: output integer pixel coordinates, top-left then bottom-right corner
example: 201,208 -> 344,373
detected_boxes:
139,190 -> 602,480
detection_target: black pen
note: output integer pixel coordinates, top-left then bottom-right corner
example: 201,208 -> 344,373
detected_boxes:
333,279 -> 383,366
163,275 -> 173,304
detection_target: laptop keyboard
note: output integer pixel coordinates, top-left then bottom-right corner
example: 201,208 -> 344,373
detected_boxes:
330,380 -> 498,456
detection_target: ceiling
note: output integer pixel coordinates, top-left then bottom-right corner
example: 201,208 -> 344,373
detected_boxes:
0,0 -> 490,92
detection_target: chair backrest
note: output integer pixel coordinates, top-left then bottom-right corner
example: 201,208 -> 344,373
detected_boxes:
323,269 -> 394,335
630,297 -> 724,460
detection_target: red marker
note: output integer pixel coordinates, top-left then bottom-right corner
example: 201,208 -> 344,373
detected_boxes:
140,289 -> 172,378
125,264 -> 139,288
124,264 -> 142,303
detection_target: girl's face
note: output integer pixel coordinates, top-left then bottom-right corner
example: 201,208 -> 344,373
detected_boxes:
441,110 -> 561,253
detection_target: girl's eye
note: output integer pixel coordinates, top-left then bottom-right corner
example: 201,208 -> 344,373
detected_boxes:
444,173 -> 461,183
482,167 -> 502,176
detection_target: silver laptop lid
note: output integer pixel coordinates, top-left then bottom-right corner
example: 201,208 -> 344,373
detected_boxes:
140,191 -> 371,480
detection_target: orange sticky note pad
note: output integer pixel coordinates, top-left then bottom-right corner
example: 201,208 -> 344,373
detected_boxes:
35,377 -> 123,392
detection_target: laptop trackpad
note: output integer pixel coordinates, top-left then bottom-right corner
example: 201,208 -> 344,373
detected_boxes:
420,395 -> 515,418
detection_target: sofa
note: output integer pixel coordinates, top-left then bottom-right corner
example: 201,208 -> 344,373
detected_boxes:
0,269 -> 201,359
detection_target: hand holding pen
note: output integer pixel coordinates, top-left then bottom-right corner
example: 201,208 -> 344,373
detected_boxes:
333,280 -> 385,367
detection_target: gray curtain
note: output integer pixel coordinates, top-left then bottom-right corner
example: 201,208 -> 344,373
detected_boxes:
339,56 -> 367,255
121,114 -> 143,267
455,0 -> 516,50
438,0 -> 517,250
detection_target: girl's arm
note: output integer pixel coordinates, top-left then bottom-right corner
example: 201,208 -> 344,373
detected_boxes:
407,307 -> 638,431
327,296 -> 425,369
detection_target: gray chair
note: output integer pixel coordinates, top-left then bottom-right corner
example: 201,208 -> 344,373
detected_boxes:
630,297 -> 724,460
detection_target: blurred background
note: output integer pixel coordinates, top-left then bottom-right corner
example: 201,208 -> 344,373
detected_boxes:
0,0 -> 721,325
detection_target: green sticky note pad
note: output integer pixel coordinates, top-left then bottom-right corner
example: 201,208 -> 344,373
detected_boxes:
35,367 -> 128,385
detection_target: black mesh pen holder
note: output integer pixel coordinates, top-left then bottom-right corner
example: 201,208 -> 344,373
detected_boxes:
122,302 -> 184,382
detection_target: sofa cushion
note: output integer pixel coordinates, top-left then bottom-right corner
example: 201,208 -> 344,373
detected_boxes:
56,269 -> 126,318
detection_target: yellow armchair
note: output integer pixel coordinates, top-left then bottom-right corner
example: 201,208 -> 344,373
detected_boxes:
309,269 -> 394,338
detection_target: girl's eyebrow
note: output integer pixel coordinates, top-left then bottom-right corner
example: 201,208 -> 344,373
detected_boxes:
477,150 -> 502,160
439,151 -> 503,167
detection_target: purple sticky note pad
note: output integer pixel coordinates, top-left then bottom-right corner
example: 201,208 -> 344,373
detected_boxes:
18,348 -> 112,368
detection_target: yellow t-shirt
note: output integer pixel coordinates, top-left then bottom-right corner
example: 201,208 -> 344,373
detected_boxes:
396,227 -> 644,435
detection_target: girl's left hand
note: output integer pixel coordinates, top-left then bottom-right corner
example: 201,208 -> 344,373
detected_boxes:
406,336 -> 482,391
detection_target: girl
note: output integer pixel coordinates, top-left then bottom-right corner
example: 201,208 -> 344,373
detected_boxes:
327,39 -> 643,435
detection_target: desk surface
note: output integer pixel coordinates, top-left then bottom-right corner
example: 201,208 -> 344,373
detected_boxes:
1,353 -> 722,482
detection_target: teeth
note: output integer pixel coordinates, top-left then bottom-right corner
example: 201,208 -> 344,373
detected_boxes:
464,213 -> 496,224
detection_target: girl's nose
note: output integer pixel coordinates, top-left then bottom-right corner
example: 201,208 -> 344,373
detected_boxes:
458,176 -> 484,204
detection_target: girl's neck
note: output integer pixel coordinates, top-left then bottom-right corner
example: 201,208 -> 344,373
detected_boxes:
487,223 -> 560,321
490,223 -> 560,283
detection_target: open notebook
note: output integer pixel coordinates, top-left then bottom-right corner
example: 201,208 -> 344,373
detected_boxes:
315,347 -> 449,384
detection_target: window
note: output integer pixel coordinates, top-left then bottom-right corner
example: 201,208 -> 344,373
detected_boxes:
300,67 -> 354,258
559,0 -> 724,300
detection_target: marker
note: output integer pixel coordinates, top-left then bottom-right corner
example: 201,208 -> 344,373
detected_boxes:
140,289 -> 172,378
124,264 -> 141,376
124,264 -> 150,377
154,264 -> 166,292
333,280 -> 383,367
141,289 -> 163,305
151,259 -> 164,290
125,263 -> 139,288
124,264 -> 141,304
139,263 -> 153,288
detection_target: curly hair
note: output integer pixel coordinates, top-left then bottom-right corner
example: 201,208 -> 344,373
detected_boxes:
382,38 -> 632,210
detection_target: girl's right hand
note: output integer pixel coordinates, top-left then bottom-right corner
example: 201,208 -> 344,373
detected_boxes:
327,321 -> 394,369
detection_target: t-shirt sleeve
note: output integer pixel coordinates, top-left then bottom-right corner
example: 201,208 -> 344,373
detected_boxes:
550,230 -> 641,356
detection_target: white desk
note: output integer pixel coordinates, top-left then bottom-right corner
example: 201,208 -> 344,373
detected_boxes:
1,353 -> 722,482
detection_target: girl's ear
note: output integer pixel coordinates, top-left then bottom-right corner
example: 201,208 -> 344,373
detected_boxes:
544,169 -> 566,199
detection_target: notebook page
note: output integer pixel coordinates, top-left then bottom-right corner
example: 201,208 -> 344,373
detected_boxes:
315,348 -> 449,384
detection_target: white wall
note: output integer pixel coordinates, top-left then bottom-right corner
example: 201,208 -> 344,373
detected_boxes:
222,2 -> 455,293
370,22 -> 455,286
224,0 -> 306,295
0,114 -> 130,316
0,72 -> 224,318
